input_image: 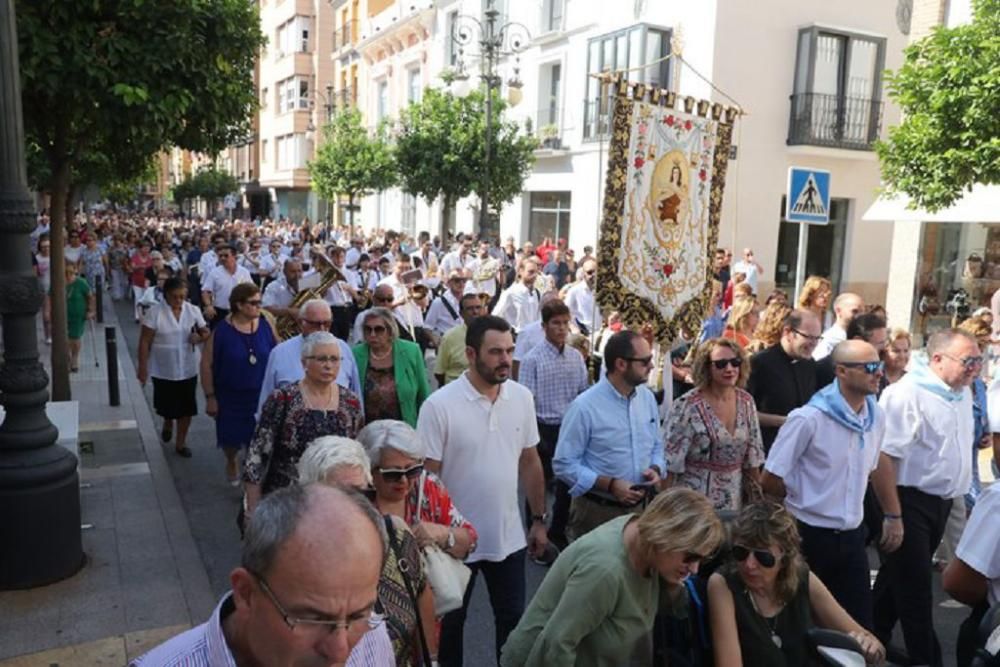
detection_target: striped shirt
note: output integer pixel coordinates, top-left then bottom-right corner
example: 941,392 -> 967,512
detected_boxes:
130,594 -> 396,666
519,339 -> 590,425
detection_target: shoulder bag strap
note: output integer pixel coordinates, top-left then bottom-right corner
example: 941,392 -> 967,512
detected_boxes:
440,295 -> 459,321
383,515 -> 433,666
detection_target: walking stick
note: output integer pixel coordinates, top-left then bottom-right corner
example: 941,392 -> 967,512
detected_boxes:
90,318 -> 100,368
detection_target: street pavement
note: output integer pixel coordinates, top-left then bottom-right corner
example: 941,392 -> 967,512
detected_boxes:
109,294 -> 970,666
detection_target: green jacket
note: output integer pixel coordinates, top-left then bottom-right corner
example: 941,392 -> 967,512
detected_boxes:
352,338 -> 430,427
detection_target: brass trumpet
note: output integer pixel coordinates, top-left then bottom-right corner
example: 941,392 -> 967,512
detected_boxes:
408,284 -> 429,300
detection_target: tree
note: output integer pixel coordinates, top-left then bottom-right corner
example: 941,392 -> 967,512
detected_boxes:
17,0 -> 264,400
396,88 -> 537,237
309,109 -> 397,235
876,0 -> 1000,211
192,166 -> 238,218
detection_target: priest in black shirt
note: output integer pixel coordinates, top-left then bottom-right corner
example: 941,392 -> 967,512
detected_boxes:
747,309 -> 822,452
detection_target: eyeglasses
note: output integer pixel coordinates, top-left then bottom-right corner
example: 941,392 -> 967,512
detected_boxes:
363,325 -> 388,335
244,299 -> 263,307
376,462 -> 424,483
308,355 -> 341,365
624,355 -> 654,366
251,573 -> 379,638
838,360 -> 885,375
731,545 -> 777,568
302,319 -> 332,329
712,358 -> 742,370
791,328 -> 822,342
941,352 -> 984,370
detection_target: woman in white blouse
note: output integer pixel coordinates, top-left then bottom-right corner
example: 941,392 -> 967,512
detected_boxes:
137,277 -> 210,457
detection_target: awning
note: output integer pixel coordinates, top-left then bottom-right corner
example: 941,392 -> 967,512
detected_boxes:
862,183 -> 1000,223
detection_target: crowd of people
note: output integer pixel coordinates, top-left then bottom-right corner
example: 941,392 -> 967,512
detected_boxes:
32,212 -> 1000,666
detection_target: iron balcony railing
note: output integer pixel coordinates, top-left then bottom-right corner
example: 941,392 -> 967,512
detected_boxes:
787,92 -> 884,151
333,21 -> 358,51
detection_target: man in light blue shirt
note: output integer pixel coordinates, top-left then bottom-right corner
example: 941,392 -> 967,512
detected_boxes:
257,299 -> 361,417
553,329 -> 665,541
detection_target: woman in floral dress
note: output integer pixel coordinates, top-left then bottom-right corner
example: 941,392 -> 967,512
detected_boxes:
666,337 -> 764,511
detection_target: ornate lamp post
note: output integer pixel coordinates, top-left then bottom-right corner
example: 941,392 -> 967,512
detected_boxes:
0,0 -> 83,588
450,0 -> 528,239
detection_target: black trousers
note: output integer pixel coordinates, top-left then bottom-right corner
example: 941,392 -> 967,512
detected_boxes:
523,422 -> 571,547
872,486 -> 952,667
331,305 -> 352,342
798,521 -> 873,631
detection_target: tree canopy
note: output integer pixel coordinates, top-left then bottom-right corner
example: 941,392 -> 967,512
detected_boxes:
876,0 -> 1000,211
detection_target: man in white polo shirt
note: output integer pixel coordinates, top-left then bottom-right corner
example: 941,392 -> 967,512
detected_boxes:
417,315 -> 548,667
200,243 -> 253,327
762,340 -> 885,630
871,328 -> 978,667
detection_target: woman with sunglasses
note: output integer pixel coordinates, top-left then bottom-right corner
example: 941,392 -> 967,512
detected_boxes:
666,338 -> 765,511
708,502 -> 885,666
297,436 -> 438,667
501,488 -> 724,666
243,331 -> 364,515
201,282 -> 278,484
352,307 -> 430,428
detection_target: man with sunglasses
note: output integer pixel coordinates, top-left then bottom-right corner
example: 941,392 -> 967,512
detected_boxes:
201,243 -> 253,328
132,484 -> 394,667
762,340 -> 886,631
871,328 -> 978,667
553,330 -> 665,542
565,258 -> 602,337
747,309 -> 821,453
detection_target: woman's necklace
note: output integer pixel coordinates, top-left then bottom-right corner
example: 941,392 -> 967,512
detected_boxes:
303,382 -> 334,412
747,589 -> 783,648
236,316 -> 258,365
370,346 -> 391,361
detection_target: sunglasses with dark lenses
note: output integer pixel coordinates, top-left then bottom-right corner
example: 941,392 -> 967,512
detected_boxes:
731,545 -> 777,568
377,463 -> 424,483
712,357 -> 742,370
363,325 -> 387,335
625,355 -> 654,366
244,299 -> 263,306
838,360 -> 885,375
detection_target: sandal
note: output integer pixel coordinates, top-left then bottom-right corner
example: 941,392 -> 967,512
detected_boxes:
175,446 -> 192,458
161,425 -> 173,443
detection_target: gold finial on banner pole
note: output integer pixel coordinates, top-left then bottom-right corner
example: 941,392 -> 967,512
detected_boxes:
651,88 -> 662,105
712,103 -> 723,120
666,91 -> 677,109
683,96 -> 695,114
697,99 -> 710,117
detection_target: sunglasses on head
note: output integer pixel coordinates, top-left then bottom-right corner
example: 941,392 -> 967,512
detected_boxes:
377,463 -> 423,483
731,545 -> 777,568
712,357 -> 742,370
838,360 -> 884,375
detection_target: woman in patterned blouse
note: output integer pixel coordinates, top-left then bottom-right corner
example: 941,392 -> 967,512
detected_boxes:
244,331 -> 364,515
665,337 -> 765,511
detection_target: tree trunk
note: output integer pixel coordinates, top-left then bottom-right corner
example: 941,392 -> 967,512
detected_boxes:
439,195 -> 453,242
63,183 -> 75,232
348,194 -> 355,239
48,160 -> 72,401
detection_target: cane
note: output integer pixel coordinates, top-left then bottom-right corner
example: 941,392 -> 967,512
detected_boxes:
90,318 -> 100,368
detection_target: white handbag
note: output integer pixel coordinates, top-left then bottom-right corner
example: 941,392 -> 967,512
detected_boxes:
416,471 -> 472,616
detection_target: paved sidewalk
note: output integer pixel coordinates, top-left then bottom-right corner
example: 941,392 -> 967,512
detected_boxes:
0,297 -> 214,664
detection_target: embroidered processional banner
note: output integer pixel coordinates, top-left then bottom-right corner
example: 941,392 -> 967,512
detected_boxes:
596,84 -> 738,342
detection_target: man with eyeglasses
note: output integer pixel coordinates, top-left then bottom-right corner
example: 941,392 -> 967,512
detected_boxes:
257,299 -> 361,418
201,243 -> 253,328
747,309 -> 821,453
553,330 -> 665,542
871,328 -> 978,667
762,340 -> 886,631
131,483 -> 394,667
813,292 -> 865,361
565,258 -> 601,336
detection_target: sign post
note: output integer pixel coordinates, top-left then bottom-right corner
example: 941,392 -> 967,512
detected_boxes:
785,167 -> 832,304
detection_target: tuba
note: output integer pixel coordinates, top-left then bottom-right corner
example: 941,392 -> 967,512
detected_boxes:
275,250 -> 347,340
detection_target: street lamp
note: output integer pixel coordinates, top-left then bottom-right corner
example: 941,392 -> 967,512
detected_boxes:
306,84 -> 336,236
450,0 -> 529,239
0,0 -> 83,588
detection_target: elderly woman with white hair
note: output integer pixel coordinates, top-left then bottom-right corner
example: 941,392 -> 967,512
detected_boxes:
298,435 -> 438,667
244,332 -> 364,515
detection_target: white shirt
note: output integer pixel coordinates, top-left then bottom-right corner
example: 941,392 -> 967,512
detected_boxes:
424,292 -> 463,335
256,335 -> 362,417
878,373 -> 974,499
257,252 -> 282,278
345,246 -> 363,269
565,281 -> 602,334
141,302 -> 207,381
492,282 -> 540,332
353,268 -> 378,292
765,402 -> 884,530
64,245 -> 83,264
731,259 -> 760,293
378,274 -> 424,329
812,323 -> 847,360
956,483 -> 1000,605
440,251 -> 475,277
326,267 -> 356,307
202,265 -> 252,310
197,249 -> 218,278
417,373 -> 539,563
513,319 -> 545,363
262,277 -> 296,310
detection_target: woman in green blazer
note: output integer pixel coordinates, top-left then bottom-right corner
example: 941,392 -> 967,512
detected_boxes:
353,307 -> 431,427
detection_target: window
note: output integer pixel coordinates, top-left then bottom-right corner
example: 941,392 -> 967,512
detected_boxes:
446,11 -> 459,67
788,27 -> 886,149
401,193 -> 416,237
583,24 -> 671,140
276,134 -> 310,170
528,192 -> 571,244
541,0 -> 564,33
377,80 -> 389,120
774,196 -> 848,296
537,62 -> 562,131
407,68 -> 422,103
261,139 -> 268,163
278,77 -> 309,114
261,87 -> 269,109
277,16 -> 311,56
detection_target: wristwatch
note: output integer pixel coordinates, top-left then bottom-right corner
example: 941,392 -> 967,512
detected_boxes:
445,529 -> 456,550
531,513 -> 548,524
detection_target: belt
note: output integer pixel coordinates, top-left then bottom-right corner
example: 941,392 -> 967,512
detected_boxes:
582,491 -> 644,509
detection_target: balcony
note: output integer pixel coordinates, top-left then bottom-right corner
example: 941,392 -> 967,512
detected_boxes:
787,92 -> 884,151
336,86 -> 356,110
332,21 -> 357,52
535,106 -> 566,151
582,98 -> 612,142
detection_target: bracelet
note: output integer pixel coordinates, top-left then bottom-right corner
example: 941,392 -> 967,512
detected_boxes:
883,513 -> 901,521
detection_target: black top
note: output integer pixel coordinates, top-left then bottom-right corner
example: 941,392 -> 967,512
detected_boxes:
815,354 -> 836,389
724,564 -> 812,667
746,344 -> 818,452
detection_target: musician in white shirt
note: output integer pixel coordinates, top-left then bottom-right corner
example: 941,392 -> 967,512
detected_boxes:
262,259 -> 303,321
439,238 -> 475,277
425,270 -> 468,335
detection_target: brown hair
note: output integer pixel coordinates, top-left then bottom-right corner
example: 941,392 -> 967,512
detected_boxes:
689,337 -> 750,389
729,502 -> 806,605
796,275 -> 832,310
749,302 -> 792,353
958,316 -> 991,340
229,282 -> 261,310
541,299 -> 571,324
726,297 -> 758,334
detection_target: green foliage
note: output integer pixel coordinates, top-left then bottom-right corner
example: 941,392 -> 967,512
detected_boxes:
309,109 -> 397,205
396,88 -> 537,216
172,166 -> 238,204
876,0 -> 1000,211
101,158 -> 158,205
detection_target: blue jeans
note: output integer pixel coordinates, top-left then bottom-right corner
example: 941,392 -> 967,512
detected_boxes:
439,548 -> 526,667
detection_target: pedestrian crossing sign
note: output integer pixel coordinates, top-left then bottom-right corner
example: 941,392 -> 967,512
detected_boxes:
785,167 -> 831,224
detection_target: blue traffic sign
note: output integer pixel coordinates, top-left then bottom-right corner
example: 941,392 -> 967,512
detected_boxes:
785,167 -> 831,224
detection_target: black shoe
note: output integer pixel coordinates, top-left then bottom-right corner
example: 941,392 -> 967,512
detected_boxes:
162,426 -> 173,443
175,446 -> 192,458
